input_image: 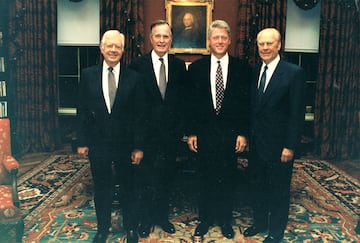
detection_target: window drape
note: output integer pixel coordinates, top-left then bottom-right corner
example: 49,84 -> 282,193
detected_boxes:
100,0 -> 144,64
236,0 -> 287,65
8,0 -> 60,154
314,0 -> 360,159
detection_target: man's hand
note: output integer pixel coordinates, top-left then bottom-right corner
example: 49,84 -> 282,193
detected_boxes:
235,135 -> 247,153
187,135 -> 198,153
77,147 -> 89,157
281,148 -> 294,163
131,150 -> 144,165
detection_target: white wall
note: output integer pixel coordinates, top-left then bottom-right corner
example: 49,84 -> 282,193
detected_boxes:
57,0 -> 100,45
285,0 -> 321,53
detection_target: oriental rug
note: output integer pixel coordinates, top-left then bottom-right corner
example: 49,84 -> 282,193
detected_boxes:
17,155 -> 360,243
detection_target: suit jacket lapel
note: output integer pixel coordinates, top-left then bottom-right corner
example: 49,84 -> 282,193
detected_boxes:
205,58 -> 213,107
262,61 -> 283,100
223,56 -> 236,100
256,61 -> 283,110
142,54 -> 162,99
94,65 -> 108,111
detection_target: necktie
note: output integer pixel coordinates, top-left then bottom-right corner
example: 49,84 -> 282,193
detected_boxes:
215,60 -> 224,114
159,57 -> 166,99
258,65 -> 268,95
108,67 -> 116,109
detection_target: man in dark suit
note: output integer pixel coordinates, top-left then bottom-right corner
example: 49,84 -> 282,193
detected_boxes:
127,20 -> 187,238
243,28 -> 305,243
76,30 -> 146,243
186,20 -> 251,239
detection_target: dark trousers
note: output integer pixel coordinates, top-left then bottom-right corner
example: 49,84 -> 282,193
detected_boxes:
249,154 -> 293,236
89,150 -> 115,233
89,146 -> 144,232
143,149 -> 177,225
148,166 -> 174,224
197,152 -> 236,225
118,163 -> 151,230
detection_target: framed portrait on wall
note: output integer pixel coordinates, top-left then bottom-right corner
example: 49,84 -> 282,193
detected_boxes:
165,0 -> 214,54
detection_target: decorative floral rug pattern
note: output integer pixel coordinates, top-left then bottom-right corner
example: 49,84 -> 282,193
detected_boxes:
18,155 -> 360,242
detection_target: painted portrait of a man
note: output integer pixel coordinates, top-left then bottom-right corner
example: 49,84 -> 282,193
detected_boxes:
171,6 -> 207,49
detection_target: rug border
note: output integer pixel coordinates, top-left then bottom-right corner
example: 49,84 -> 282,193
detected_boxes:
18,154 -> 91,228
296,158 -> 360,186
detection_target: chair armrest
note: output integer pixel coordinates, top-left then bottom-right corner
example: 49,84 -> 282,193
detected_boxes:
3,155 -> 20,173
2,155 -> 20,207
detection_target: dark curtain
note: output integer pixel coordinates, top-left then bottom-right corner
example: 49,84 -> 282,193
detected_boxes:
236,0 -> 287,65
8,0 -> 59,155
314,1 -> 360,159
100,0 -> 144,64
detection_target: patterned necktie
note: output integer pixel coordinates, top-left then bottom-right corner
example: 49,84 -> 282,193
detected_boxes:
159,57 -> 166,99
258,65 -> 268,95
215,60 -> 224,114
108,67 -> 116,109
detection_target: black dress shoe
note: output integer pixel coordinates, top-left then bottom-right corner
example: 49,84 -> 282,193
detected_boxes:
221,224 -> 235,239
194,222 -> 210,237
138,224 -> 151,238
263,234 -> 283,243
243,226 -> 267,237
159,221 -> 176,234
93,232 -> 108,243
126,229 -> 139,243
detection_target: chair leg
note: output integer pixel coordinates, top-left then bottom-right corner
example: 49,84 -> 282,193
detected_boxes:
16,219 -> 24,243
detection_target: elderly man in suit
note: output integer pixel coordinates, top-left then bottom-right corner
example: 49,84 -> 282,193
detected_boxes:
76,30 -> 146,243
186,19 -> 251,239
243,28 -> 305,243
128,20 -> 187,238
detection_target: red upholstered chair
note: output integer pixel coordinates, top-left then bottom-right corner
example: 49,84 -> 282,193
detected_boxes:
0,118 -> 23,243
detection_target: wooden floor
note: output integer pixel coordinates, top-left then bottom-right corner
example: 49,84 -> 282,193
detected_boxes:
17,143 -> 360,180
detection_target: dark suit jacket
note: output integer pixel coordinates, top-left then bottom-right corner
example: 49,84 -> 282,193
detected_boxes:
250,60 -> 305,162
76,64 -> 146,161
128,53 -> 187,167
186,55 -> 251,162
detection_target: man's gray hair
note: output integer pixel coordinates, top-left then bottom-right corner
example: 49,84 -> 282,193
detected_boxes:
100,30 -> 125,51
207,20 -> 231,38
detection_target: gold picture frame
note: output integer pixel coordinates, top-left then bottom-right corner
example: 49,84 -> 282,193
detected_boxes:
165,0 -> 214,54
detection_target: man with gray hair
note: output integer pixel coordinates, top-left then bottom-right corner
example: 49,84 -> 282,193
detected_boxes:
77,30 -> 147,243
244,27 -> 305,243
186,20 -> 251,239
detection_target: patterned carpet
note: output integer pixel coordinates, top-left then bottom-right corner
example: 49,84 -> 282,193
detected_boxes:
17,155 -> 360,242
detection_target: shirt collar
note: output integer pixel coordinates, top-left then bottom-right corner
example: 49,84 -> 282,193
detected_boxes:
103,61 -> 120,74
211,53 -> 229,65
262,54 -> 280,71
151,50 -> 168,64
